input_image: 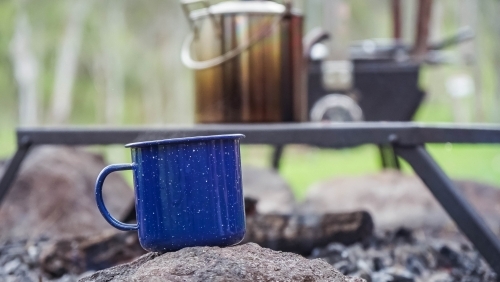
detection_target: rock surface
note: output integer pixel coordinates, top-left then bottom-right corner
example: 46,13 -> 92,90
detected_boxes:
300,170 -> 500,232
0,146 -> 134,239
80,243 -> 365,282
242,165 -> 296,214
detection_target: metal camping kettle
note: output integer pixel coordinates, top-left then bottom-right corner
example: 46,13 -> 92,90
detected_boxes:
181,0 -> 318,123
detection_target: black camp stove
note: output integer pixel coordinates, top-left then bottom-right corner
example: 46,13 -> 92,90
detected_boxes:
307,57 -> 425,123
271,54 -> 427,170
305,25 -> 473,125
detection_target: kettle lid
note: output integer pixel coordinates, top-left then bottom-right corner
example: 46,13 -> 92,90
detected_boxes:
189,1 -> 286,20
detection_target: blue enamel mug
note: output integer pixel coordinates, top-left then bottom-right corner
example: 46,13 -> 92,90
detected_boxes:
95,134 -> 246,252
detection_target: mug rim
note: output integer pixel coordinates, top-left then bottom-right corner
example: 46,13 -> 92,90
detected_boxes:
125,134 -> 245,148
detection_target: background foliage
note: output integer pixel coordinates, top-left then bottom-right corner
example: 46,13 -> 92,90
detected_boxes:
1,0 -> 500,195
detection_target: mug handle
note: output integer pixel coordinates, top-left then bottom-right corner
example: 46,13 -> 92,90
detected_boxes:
95,163 -> 138,231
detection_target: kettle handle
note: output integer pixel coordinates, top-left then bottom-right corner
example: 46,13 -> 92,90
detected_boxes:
303,27 -> 330,61
181,13 -> 284,70
180,0 -> 221,37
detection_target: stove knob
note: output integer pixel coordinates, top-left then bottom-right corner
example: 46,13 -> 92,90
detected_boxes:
310,94 -> 363,122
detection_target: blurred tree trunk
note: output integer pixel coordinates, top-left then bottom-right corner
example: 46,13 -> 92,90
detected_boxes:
303,0 -> 323,33
10,12 -> 39,126
495,2 -> 500,123
322,0 -> 349,60
401,0 -> 418,44
484,0 -> 500,122
49,0 -> 92,124
136,6 -> 165,125
458,0 -> 482,122
101,1 -> 125,125
140,61 -> 163,124
412,0 -> 433,60
162,1 -> 194,124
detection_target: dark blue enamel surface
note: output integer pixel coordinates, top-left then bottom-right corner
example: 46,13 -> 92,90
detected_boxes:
96,134 -> 246,252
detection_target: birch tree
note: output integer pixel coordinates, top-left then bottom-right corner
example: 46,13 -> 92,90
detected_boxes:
10,11 -> 39,126
101,0 -> 125,125
50,0 -> 92,124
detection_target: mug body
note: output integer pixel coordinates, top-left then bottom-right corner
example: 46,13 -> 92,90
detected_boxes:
127,135 -> 245,252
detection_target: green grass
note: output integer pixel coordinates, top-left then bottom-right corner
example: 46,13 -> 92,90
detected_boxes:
279,145 -> 380,199
252,143 -> 500,200
240,144 -> 381,199
418,144 -> 500,185
0,128 -> 15,160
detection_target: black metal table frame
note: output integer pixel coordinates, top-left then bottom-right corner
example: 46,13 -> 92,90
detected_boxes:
1,122 -> 500,273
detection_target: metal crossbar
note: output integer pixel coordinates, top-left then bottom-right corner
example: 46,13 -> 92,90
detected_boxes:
12,122 -> 500,146
1,122 -> 500,273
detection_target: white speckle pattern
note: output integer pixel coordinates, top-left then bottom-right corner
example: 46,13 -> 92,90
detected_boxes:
129,137 -> 245,252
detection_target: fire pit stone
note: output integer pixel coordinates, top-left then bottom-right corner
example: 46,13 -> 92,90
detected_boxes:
79,243 -> 365,282
0,146 -> 134,240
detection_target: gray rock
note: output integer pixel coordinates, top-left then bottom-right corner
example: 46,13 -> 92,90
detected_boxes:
0,146 -> 134,240
80,243 -> 365,282
300,170 -> 500,232
242,165 -> 296,214
3,259 -> 21,274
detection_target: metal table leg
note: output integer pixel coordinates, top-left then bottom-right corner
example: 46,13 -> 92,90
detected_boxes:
394,145 -> 500,274
378,145 -> 400,169
0,141 -> 32,206
271,145 -> 284,170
